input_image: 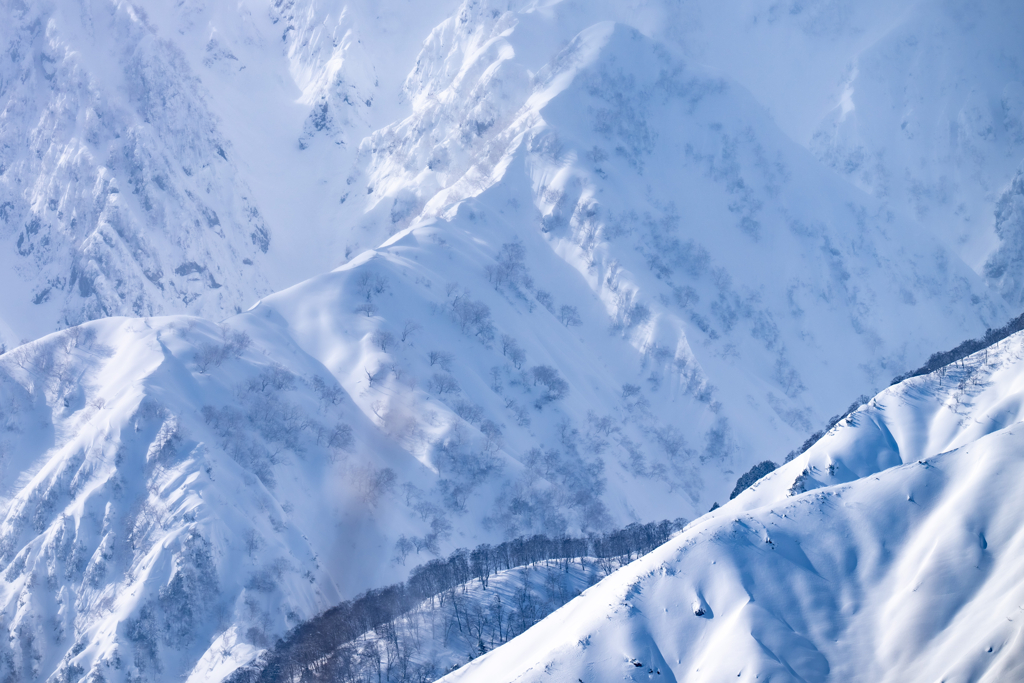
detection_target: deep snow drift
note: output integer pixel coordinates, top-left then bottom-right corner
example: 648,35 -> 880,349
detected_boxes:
442,330 -> 1024,683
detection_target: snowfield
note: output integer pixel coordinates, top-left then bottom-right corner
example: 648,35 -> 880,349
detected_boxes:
0,0 -> 1022,681
442,331 -> 1024,683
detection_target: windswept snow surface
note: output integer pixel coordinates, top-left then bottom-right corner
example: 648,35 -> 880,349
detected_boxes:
1,1 -> 1023,681
443,332 -> 1024,683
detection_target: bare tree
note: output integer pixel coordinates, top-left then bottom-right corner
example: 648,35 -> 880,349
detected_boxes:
429,350 -> 454,371
559,305 -> 582,327
329,423 -> 354,451
311,376 -> 343,408
357,465 -> 397,506
244,529 -> 262,558
372,330 -> 395,351
194,342 -> 223,374
451,296 -> 494,340
536,290 -> 555,313
428,373 -> 460,395
401,320 -> 422,343
531,365 -> 569,405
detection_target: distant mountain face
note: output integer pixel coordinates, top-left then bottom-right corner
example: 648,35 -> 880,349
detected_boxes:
0,1 -> 1022,682
0,6 -> 1016,681
3,0 -> 1022,347
441,328 -> 1024,683
0,0 -> 460,344
808,0 -> 1024,279
0,0 -> 274,342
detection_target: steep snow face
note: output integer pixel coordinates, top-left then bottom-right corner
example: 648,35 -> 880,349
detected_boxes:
0,138 -> 1002,683
985,162 -> 1024,305
171,0 -> 463,287
0,169 -> 1001,681
809,0 -> 1024,276
0,0 -> 276,342
1,2 -> 1021,681
442,331 -> 1024,683
356,14 -> 1006,478
0,0 -> 461,345
2,0 -> 1021,337
0,317 -> 358,683
0,0 -> 468,343
0,8 -> 1014,681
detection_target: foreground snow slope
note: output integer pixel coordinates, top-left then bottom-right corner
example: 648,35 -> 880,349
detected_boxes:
0,10 -> 1015,682
443,332 -> 1024,683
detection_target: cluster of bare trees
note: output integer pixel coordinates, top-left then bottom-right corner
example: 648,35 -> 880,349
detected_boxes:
229,520 -> 684,683
355,272 -> 389,317
485,239 -> 531,293
890,309 -> 1024,386
201,365 -> 355,487
194,327 -> 251,373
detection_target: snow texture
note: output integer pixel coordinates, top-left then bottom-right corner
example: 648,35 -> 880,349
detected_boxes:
0,0 -> 1022,681
443,331 -> 1024,682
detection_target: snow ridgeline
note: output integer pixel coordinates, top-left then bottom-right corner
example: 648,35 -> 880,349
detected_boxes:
0,210 -> 720,683
727,307 -> 1024,504
4,0 -> 1023,344
228,520 -> 682,683
442,328 -> 1024,682
0,2 -> 1022,681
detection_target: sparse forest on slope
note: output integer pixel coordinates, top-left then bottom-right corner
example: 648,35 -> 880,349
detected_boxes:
443,325 -> 1024,683
228,521 -> 681,683
0,0 -> 274,341
0,1 -> 1022,682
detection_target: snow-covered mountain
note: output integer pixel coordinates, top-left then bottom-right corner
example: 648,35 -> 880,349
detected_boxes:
809,0 -> 1024,280
0,0 -> 274,342
1,1 -> 1023,681
442,326 -> 1024,683
5,0 -> 1023,343
0,0 -> 463,344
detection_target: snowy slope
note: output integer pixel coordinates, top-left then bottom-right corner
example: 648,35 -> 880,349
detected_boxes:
0,167 -> 1004,683
809,0 -> 1024,280
442,330 -> 1024,683
0,0 -> 460,344
0,179 -> 1003,682
1,2 -> 1023,682
0,0 -> 276,342
5,0 -> 1023,346
349,15 -> 1006,490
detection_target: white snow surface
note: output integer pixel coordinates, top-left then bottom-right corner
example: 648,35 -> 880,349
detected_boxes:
2,0 -> 1023,338
1,1 -> 1023,681
442,331 -> 1024,683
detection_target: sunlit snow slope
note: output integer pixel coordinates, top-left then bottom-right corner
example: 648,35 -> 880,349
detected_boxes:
0,0 -> 460,343
443,332 -> 1024,683
2,1 -> 1024,682
4,0 -> 1024,340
